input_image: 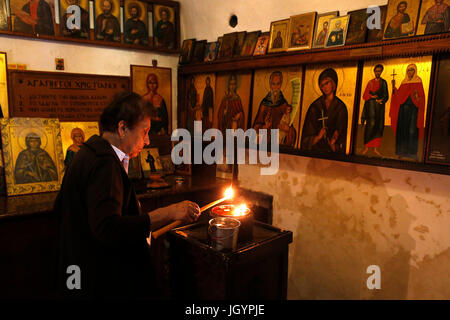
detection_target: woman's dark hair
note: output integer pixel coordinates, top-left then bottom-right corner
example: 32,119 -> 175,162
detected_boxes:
99,91 -> 154,135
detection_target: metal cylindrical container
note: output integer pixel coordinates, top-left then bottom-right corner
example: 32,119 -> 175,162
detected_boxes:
210,204 -> 253,243
208,217 -> 240,252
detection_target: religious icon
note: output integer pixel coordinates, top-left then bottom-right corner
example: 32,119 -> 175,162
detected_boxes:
426,54 -> 450,165
358,64 -> 390,157
299,62 -> 358,154
153,4 -> 176,49
159,154 -> 175,175
346,9 -> 369,45
11,0 -> 55,35
268,19 -> 289,53
59,0 -> 90,39
192,73 -> 215,132
0,118 -> 64,196
124,0 -> 149,45
312,11 -> 338,49
217,32 -> 237,60
0,0 -> 9,30
55,58 -> 64,70
131,65 -> 172,136
240,31 -> 260,57
94,0 -> 121,42
354,56 -> 432,161
192,40 -> 207,63
233,31 -> 247,57
287,12 -> 317,51
140,147 -> 162,177
367,5 -> 388,42
253,32 -> 270,56
179,39 -> 195,64
251,67 -> 303,147
214,72 -> 252,134
383,0 -> 421,40
417,0 -> 450,35
127,155 -> 142,179
204,41 -> 219,62
325,15 -> 350,47
0,52 -> 9,118
60,122 -> 99,168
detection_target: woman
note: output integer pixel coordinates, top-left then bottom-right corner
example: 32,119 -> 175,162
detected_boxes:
390,63 -> 426,159
301,68 -> 348,153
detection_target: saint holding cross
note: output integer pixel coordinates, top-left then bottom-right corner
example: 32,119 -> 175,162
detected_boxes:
301,68 -> 348,153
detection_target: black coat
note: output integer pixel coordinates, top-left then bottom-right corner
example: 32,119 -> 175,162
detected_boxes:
54,135 -> 153,298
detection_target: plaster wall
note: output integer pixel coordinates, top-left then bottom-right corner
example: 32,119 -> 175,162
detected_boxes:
0,37 -> 179,127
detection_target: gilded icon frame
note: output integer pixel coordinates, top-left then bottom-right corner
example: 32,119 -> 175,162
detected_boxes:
1,118 -> 65,196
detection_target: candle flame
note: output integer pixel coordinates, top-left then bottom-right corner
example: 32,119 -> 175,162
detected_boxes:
232,203 -> 249,216
224,186 -> 234,200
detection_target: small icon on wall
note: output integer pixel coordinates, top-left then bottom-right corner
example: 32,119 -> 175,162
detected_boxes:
56,58 -> 65,71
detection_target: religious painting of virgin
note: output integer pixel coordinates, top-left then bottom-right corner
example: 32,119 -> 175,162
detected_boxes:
287,12 -> 316,51
268,19 -> 289,53
204,41 -> 219,62
354,56 -> 432,161
59,0 -> 90,39
426,54 -> 450,165
0,52 -> 9,118
131,65 -> 172,136
0,0 -> 8,30
214,72 -> 252,134
324,15 -> 350,48
94,0 -> 121,42
240,31 -> 260,57
179,38 -> 195,64
312,11 -> 338,49
153,4 -> 176,49
60,122 -> 99,168
0,118 -> 64,196
253,32 -> 270,56
383,0 -> 421,40
251,67 -> 303,148
299,62 -> 358,154
11,0 -> 55,35
124,0 -> 149,45
417,0 -> 450,35
346,9 -> 369,45
217,32 -> 237,60
367,5 -> 388,42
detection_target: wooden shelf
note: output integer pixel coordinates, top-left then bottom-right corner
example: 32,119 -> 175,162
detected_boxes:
277,146 -> 449,176
0,30 -> 180,55
179,33 -> 450,75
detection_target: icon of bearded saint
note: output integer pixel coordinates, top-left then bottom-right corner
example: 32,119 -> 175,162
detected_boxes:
95,0 -> 121,41
124,2 -> 149,45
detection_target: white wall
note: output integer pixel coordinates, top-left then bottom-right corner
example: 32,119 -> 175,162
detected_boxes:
180,0 -> 387,42
0,36 -> 179,126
